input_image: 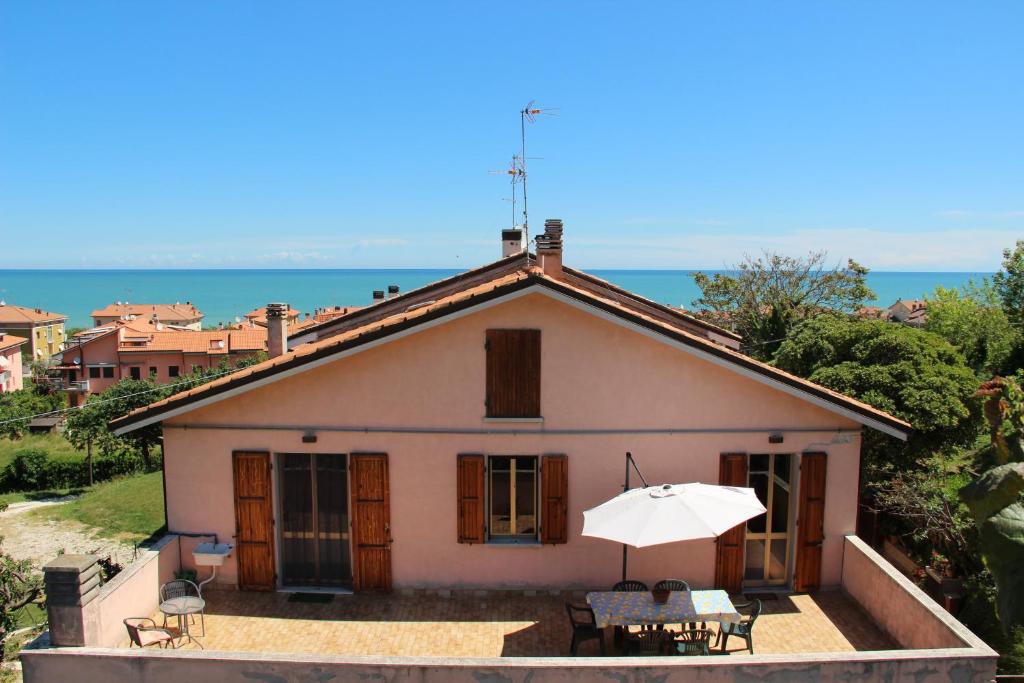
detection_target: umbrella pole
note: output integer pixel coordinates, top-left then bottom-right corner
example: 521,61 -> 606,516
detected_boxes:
620,452 -> 646,581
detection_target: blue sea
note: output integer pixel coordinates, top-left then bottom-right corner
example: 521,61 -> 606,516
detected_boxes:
0,269 -> 995,330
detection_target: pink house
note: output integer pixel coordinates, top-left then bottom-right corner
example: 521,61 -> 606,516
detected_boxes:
59,319 -> 268,405
26,222 -> 998,681
111,221 -> 911,595
0,333 -> 25,392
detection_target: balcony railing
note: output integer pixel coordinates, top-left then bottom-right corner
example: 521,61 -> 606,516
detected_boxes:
47,378 -> 89,392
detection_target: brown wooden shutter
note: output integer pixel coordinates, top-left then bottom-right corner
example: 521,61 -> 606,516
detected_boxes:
350,453 -> 392,591
540,454 -> 568,544
485,329 -> 541,418
457,454 -> 486,543
714,452 -> 747,593
232,451 -> 276,590
794,452 -> 827,592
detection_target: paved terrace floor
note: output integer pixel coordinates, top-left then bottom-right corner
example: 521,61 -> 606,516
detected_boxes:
143,589 -> 896,657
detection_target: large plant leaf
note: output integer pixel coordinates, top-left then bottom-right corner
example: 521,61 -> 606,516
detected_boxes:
959,462 -> 1024,525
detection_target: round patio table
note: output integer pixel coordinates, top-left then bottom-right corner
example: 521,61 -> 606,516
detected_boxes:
160,596 -> 205,648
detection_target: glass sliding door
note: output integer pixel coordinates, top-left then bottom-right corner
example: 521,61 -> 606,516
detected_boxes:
279,453 -> 352,587
743,453 -> 793,586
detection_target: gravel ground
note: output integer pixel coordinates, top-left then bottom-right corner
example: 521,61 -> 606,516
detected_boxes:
0,498 -> 137,569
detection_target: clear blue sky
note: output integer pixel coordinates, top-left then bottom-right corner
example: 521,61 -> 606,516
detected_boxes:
2,2 -> 1022,270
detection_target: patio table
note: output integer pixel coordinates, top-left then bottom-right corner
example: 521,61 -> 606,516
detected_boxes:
160,596 -> 205,648
585,589 -> 740,629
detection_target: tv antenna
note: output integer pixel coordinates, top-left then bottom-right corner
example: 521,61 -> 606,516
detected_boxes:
518,101 -> 557,232
489,155 -> 525,229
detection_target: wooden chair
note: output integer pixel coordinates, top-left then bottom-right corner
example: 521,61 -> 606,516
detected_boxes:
715,599 -> 762,654
673,627 -> 713,656
565,603 -> 606,656
124,617 -> 177,649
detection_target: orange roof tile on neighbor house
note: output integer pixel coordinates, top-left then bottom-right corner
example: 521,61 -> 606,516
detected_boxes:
112,263 -> 911,440
118,328 -> 267,355
0,334 -> 28,352
243,306 -> 301,325
91,302 -> 203,323
0,303 -> 67,324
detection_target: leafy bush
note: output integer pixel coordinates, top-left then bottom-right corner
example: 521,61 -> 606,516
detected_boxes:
0,446 -> 153,492
3,450 -> 49,491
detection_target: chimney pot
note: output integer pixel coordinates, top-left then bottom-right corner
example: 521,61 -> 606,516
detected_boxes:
536,218 -> 564,277
388,285 -> 400,296
266,302 -> 289,358
501,227 -> 526,258
372,290 -> 385,302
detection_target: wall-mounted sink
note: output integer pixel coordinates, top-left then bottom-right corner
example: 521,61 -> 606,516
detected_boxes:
193,542 -> 233,567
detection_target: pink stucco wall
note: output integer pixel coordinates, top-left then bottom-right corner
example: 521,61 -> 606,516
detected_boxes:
93,535 -> 181,648
841,535 -> 989,652
164,292 -> 865,591
1,344 -> 23,392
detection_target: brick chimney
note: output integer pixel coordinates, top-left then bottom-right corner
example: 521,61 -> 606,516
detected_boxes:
536,218 -> 564,277
266,302 -> 289,358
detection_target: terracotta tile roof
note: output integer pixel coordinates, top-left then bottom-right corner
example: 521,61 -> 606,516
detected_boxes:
111,266 -> 910,437
91,303 -> 203,322
118,328 -> 267,355
243,306 -> 301,324
0,303 -> 67,324
0,334 -> 27,352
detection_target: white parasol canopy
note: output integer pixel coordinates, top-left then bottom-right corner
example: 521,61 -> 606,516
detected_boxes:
582,483 -> 766,548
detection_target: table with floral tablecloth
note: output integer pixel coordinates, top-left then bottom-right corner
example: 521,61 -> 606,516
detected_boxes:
585,589 -> 740,628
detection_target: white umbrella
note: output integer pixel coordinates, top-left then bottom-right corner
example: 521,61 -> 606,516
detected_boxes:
583,483 -> 766,578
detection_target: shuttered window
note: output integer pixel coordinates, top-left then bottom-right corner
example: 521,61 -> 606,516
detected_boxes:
714,452 -> 748,593
540,454 -> 568,544
485,329 -> 541,418
456,453 -> 568,545
457,454 -> 486,544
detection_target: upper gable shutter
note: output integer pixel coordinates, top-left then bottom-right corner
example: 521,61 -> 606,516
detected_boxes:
457,454 -> 486,543
486,329 -> 541,418
714,452 -> 748,593
540,454 -> 568,544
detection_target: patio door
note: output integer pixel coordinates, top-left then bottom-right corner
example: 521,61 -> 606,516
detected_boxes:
743,453 -> 793,586
278,453 -> 352,587
351,453 -> 391,591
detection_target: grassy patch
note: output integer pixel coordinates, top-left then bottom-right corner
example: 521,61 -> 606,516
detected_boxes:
39,472 -> 165,543
0,434 -> 83,471
0,489 -> 80,506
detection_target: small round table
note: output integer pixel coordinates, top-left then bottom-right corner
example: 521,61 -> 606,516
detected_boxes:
160,596 -> 205,648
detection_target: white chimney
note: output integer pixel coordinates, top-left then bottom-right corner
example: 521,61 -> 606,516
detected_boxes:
266,302 -> 289,358
502,227 -> 526,258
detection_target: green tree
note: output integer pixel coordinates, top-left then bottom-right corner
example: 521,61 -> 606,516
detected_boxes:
925,282 -> 1017,378
0,533 -> 42,656
692,251 -> 873,359
68,379 -> 171,471
994,240 -> 1024,326
772,315 -> 980,474
0,388 -> 64,440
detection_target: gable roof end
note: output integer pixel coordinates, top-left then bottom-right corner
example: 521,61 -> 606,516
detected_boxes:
110,269 -> 911,440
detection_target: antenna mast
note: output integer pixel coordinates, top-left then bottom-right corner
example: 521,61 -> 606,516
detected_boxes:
518,101 -> 557,232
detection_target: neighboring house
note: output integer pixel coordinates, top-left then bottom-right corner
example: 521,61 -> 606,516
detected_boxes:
243,305 -> 300,327
113,221 -> 910,596
0,334 -> 25,392
0,302 -> 67,365
59,319 -> 268,405
90,302 -> 204,330
856,306 -> 887,320
887,299 -> 927,327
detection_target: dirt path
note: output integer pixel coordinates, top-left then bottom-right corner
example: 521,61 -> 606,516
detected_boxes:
0,497 -> 137,570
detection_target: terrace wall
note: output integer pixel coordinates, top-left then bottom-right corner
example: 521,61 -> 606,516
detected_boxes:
21,647 -> 999,683
92,534 -> 181,648
841,534 -> 983,651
